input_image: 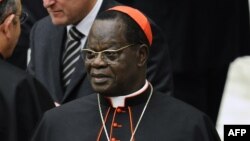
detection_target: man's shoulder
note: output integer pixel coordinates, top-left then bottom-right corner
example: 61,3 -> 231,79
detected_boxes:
0,60 -> 42,100
0,60 -> 29,82
32,16 -> 61,32
45,94 -> 97,117
36,16 -> 52,26
153,91 -> 208,118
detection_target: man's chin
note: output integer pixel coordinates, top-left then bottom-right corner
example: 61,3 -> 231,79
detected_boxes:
92,84 -> 111,94
51,17 -> 69,26
92,85 -> 107,92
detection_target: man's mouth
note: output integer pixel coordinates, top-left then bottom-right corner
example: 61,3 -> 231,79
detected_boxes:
91,73 -> 110,84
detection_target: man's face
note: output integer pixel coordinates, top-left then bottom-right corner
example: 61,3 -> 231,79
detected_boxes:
43,0 -> 97,25
84,19 -> 139,96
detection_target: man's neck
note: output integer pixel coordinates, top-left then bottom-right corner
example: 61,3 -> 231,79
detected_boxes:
106,80 -> 149,108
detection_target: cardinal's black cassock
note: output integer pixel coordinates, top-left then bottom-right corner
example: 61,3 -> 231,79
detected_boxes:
32,81 -> 221,141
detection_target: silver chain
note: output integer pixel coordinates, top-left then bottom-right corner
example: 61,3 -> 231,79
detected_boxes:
97,83 -> 153,141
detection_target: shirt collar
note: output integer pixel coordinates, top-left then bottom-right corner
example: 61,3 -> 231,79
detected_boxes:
100,80 -> 151,108
66,0 -> 103,37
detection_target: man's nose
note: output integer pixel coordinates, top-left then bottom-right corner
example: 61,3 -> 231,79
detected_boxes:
43,0 -> 56,8
91,53 -> 108,67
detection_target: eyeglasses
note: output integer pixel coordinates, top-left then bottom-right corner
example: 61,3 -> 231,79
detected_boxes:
16,11 -> 28,24
81,44 -> 134,64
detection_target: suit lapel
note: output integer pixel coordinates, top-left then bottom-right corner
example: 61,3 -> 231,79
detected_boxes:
50,26 -> 66,102
62,57 -> 87,102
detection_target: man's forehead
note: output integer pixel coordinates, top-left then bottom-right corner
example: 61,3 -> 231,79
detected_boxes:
92,19 -> 124,32
87,39 -> 125,49
90,21 -> 126,42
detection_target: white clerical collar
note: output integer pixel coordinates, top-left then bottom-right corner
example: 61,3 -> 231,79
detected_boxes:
108,80 -> 149,108
67,0 -> 103,39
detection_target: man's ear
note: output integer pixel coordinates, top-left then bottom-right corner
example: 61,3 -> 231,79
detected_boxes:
0,14 -> 15,39
136,44 -> 149,67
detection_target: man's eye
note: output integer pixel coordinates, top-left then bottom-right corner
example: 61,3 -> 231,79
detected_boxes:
85,51 -> 96,59
104,51 -> 117,56
104,51 -> 118,60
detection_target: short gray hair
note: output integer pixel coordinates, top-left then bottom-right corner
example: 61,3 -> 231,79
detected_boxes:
0,0 -> 17,24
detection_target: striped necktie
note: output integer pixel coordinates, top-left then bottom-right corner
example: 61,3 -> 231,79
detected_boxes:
62,26 -> 84,89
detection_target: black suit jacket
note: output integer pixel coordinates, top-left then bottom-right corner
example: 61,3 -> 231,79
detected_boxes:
28,0 -> 173,104
0,56 -> 54,141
